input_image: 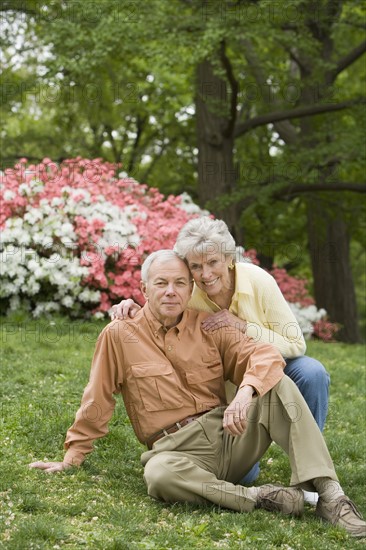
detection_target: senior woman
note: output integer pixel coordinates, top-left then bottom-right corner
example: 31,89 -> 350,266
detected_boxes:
111,217 -> 329,496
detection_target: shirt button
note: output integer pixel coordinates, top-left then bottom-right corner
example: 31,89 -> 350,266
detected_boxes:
167,345 -> 172,351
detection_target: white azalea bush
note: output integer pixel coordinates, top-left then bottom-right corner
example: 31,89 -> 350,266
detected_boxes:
288,303 -> 327,339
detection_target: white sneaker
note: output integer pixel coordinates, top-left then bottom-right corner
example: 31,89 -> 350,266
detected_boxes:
303,490 -> 319,505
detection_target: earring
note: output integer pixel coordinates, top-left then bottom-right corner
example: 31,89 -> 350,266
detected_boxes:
228,261 -> 234,270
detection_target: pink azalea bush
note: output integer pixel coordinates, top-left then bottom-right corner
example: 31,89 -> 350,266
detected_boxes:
0,157 -> 338,340
0,157 -> 203,317
244,250 -> 339,341
269,267 -> 314,307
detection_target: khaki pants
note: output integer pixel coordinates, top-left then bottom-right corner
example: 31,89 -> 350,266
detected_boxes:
141,376 -> 337,512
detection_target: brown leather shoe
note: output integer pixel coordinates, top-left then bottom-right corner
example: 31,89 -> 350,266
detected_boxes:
316,496 -> 366,538
256,484 -> 304,517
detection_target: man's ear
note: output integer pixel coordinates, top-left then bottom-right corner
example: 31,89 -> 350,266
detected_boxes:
141,281 -> 148,300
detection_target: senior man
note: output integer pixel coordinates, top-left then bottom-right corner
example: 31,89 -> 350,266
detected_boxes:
30,250 -> 365,538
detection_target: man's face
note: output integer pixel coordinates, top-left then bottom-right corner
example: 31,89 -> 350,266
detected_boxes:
141,256 -> 193,328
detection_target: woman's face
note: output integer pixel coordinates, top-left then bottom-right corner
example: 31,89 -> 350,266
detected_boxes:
185,250 -> 233,298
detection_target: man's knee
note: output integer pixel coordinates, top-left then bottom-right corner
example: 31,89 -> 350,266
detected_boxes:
143,454 -> 179,500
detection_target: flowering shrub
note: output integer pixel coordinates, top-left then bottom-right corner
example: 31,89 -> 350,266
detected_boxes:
0,157 -> 205,318
1,157 -> 338,340
270,267 -> 314,307
243,250 -> 339,341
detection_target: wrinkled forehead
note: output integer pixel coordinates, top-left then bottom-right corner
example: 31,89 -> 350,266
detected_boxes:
148,256 -> 190,279
186,241 -> 228,262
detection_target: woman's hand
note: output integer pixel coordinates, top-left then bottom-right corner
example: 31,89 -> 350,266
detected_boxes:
201,310 -> 247,334
110,299 -> 141,320
223,385 -> 254,436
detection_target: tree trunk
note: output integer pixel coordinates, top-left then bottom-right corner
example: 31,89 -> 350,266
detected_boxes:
295,5 -> 362,343
195,60 -> 242,241
307,199 -> 361,342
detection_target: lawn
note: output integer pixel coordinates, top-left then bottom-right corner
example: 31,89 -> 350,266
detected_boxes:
0,317 -> 365,549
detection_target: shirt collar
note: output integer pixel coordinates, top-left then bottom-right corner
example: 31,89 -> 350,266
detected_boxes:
143,302 -> 186,336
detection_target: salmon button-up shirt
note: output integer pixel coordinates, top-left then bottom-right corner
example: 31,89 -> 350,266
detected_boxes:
64,304 -> 285,466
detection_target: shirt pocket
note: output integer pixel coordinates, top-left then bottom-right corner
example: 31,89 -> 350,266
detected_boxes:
185,361 -> 224,402
186,362 -> 223,385
131,362 -> 184,412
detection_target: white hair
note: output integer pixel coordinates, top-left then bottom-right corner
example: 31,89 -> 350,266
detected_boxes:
141,250 -> 188,283
174,217 -> 237,260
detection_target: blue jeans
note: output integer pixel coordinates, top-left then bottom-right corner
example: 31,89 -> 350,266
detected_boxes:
240,355 -> 330,484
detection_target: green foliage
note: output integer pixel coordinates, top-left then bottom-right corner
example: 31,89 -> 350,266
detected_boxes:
2,0 -> 365,203
1,0 -> 197,191
1,319 -> 365,549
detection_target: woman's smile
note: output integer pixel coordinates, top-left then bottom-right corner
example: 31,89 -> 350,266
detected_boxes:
186,251 -> 233,299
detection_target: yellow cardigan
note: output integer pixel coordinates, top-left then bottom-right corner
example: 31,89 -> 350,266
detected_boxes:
188,261 -> 306,359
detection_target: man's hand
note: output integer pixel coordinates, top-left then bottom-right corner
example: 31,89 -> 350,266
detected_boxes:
110,299 -> 141,320
29,461 -> 73,473
201,310 -> 247,334
223,385 -> 254,436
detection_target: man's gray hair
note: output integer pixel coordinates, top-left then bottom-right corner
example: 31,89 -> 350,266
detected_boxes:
174,217 -> 237,260
141,249 -> 188,283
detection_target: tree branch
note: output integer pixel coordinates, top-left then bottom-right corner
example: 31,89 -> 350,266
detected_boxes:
127,115 -> 147,173
329,40 -> 366,83
139,142 -> 169,182
240,38 -> 298,143
0,2 -> 38,15
104,125 -> 122,163
234,182 -> 366,213
275,182 -> 366,199
234,98 -> 364,137
219,40 -> 238,137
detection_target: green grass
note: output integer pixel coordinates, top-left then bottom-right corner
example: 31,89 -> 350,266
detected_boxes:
1,317 -> 365,549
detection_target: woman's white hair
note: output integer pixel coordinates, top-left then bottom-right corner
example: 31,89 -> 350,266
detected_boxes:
174,217 -> 237,261
141,249 -> 189,283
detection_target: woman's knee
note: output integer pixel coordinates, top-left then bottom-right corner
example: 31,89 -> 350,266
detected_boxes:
286,356 -> 330,387
303,357 -> 330,386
